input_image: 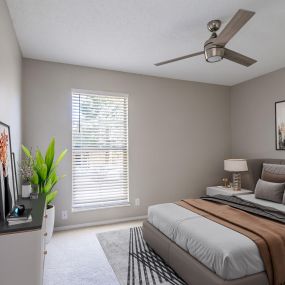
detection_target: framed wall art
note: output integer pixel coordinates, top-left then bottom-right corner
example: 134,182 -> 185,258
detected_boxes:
12,152 -> 18,201
0,122 -> 15,216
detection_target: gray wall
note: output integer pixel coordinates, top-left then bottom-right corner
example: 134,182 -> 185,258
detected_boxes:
22,59 -> 230,227
0,0 -> 22,161
231,67 -> 285,158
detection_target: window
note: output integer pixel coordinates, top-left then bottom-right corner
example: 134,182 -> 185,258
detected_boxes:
72,90 -> 129,210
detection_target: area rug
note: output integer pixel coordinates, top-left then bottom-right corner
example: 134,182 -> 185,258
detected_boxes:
97,227 -> 186,285
44,229 -> 119,285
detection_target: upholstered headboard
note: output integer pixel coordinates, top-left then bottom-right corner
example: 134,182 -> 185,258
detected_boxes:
242,159 -> 285,191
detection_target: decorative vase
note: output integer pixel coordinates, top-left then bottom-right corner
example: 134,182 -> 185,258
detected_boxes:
45,204 -> 55,244
4,176 -> 12,216
22,184 -> 31,198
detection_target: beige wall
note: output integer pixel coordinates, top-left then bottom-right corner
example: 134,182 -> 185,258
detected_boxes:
230,67 -> 285,159
0,0 -> 22,162
22,59 -> 230,227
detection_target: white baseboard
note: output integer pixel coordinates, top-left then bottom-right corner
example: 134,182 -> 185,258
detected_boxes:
54,215 -> 147,232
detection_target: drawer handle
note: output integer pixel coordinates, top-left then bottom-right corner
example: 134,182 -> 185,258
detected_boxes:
44,232 -> 48,237
44,250 -> 47,255
44,215 -> 48,219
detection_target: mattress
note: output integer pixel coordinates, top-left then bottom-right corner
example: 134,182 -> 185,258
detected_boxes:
147,195 -> 284,280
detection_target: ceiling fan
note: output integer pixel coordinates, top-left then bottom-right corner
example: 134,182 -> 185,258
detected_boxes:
154,9 -> 257,67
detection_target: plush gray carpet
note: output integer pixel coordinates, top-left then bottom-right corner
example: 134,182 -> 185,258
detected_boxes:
97,227 -> 186,285
44,229 -> 119,285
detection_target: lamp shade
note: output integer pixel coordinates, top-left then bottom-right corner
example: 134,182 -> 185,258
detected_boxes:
224,159 -> 248,172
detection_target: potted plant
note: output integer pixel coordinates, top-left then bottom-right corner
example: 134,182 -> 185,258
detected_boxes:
21,138 -> 67,243
19,153 -> 33,198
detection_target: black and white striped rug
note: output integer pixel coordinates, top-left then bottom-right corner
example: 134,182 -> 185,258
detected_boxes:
97,227 -> 186,285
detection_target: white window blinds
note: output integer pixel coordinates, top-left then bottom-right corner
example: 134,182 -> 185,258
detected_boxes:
72,91 -> 129,210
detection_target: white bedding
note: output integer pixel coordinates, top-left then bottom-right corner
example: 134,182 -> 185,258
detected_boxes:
148,195 -> 285,280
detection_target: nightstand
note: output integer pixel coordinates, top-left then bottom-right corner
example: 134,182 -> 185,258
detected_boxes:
206,186 -> 253,197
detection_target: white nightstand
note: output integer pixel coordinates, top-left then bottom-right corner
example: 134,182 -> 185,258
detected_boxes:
206,186 -> 253,197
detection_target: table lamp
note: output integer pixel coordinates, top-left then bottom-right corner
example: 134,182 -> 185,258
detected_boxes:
224,159 -> 248,191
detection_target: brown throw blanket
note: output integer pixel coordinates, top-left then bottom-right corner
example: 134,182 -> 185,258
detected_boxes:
176,199 -> 285,285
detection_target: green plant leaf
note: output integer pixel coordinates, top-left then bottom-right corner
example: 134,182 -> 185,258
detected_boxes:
51,175 -> 59,187
43,179 -> 53,194
55,149 -> 68,167
22,145 -> 32,159
45,170 -> 58,193
34,149 -> 47,182
33,165 -> 41,184
35,149 -> 45,166
45,138 -> 55,175
38,163 -> 47,181
46,191 -> 58,205
49,149 -> 68,175
30,171 -> 39,185
47,169 -> 56,183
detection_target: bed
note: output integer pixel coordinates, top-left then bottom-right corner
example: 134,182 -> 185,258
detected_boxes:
142,159 -> 285,285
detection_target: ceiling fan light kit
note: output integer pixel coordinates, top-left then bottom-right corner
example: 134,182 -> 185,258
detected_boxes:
205,46 -> 224,63
155,9 -> 257,67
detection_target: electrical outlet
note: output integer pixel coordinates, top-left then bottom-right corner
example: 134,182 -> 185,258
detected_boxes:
135,198 -> 140,207
61,210 -> 68,220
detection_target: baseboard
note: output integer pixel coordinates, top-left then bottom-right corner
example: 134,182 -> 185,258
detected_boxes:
54,215 -> 147,232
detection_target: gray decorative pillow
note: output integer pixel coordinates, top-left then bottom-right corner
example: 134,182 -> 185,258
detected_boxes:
283,193 -> 285,205
255,179 -> 285,203
261,163 -> 285,183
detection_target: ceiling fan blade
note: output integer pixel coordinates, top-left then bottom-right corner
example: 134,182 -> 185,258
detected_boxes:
214,9 -> 255,46
154,51 -> 204,66
223,48 -> 257,67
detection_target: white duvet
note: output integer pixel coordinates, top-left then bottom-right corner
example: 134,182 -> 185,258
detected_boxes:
147,194 -> 285,280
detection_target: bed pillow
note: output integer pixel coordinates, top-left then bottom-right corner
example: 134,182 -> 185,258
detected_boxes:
261,163 -> 285,183
255,179 -> 285,203
283,193 -> 285,205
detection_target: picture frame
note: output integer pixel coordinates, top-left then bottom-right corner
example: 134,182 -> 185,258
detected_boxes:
0,122 -> 15,216
275,100 -> 285,150
0,166 -> 5,221
11,152 -> 18,201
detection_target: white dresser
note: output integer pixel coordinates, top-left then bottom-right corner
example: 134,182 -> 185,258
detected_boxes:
206,186 -> 253,196
0,195 -> 47,285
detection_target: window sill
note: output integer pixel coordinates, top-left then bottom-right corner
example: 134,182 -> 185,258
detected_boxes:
72,202 -> 131,213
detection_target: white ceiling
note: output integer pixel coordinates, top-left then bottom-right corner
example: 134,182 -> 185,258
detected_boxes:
6,0 -> 285,86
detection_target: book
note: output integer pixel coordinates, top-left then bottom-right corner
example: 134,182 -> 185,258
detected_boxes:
8,215 -> 32,225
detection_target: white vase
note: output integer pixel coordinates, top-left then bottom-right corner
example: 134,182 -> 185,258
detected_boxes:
22,184 -> 31,198
45,205 -> 55,244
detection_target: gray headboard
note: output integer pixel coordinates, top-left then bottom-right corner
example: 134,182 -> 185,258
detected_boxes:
242,159 -> 285,190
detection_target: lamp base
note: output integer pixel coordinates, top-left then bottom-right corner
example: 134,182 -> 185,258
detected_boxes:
232,172 -> 241,191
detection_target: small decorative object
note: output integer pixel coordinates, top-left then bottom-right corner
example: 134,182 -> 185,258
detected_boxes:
19,152 -> 33,198
224,159 -> 248,191
22,138 -> 67,243
22,184 -> 31,198
222,177 -> 231,188
11,152 -> 18,201
0,122 -> 15,216
275,100 -> 285,150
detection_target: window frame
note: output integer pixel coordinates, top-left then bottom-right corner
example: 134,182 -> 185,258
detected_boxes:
71,89 -> 130,212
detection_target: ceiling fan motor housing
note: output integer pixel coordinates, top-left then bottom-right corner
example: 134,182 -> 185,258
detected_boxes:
204,46 -> 224,62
